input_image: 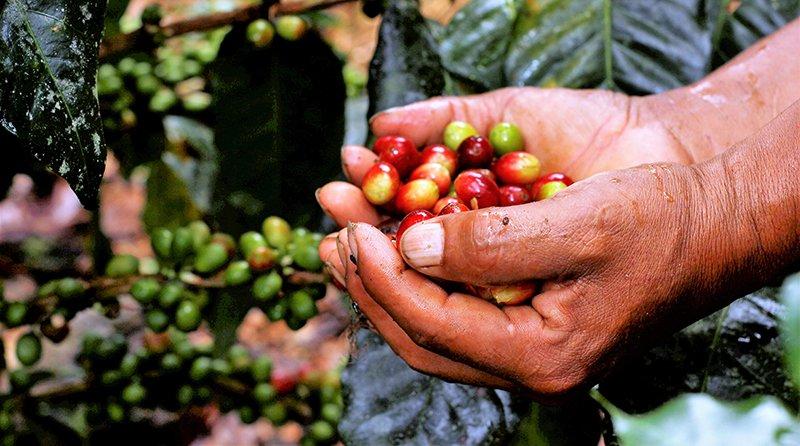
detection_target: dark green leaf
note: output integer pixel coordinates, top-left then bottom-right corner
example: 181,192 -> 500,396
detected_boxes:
439,0 -> 520,89
502,0 -> 711,94
780,273 -> 800,389
595,391 -> 799,446
205,288 -> 253,356
0,0 -> 107,207
103,0 -> 130,38
209,27 -> 344,233
510,398 -> 603,446
367,0 -> 446,116
601,288 -> 799,413
162,115 -> 218,212
340,329 -> 522,446
142,160 -> 201,230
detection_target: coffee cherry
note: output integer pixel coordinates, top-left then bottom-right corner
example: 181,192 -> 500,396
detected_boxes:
321,403 -> 343,424
176,385 -> 194,405
266,299 -> 288,321
262,402 -> 288,425
158,282 -> 183,309
238,406 -> 257,424
489,122 -> 524,155
149,88 -> 177,112
275,15 -> 309,41
188,221 -> 211,251
4,302 -> 28,327
106,254 -> 140,278
248,246 -> 277,271
420,144 -> 458,175
443,121 -> 478,150
395,179 -> 439,214
194,243 -> 229,274
139,257 -> 160,275
240,232 -> 268,258
471,282 -> 537,305
396,210 -> 434,247
433,197 -> 462,214
175,301 -> 202,332
253,382 -> 277,404
122,381 -> 147,405
410,163 -> 451,196
247,19 -> 275,47
288,290 -> 317,321
9,369 -> 32,391
195,386 -> 213,404
253,271 -> 283,302
465,168 -> 496,182
172,227 -> 194,261
16,331 -> 41,366
493,152 -> 541,185
56,277 -> 85,300
106,403 -> 126,423
161,352 -> 182,372
136,74 -> 161,95
228,345 -> 252,372
225,261 -> 253,286
151,228 -> 174,259
262,216 -> 292,249
454,171 -> 500,209
373,135 -> 414,157
119,354 -> 139,378
457,136 -> 494,168
145,309 -> 170,332
212,358 -> 233,376
293,244 -> 324,272
438,201 -> 469,215
361,162 -> 401,206
210,233 -> 237,255
131,278 -> 160,304
309,420 -> 336,442
378,140 -> 420,177
251,356 -> 273,382
530,172 -> 573,197
536,181 -> 568,200
189,356 -> 213,381
498,185 -> 531,206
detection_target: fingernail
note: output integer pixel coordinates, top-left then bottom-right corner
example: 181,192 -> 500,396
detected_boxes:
315,188 -> 334,219
336,236 -> 347,268
347,223 -> 359,265
325,261 -> 346,286
400,222 -> 444,268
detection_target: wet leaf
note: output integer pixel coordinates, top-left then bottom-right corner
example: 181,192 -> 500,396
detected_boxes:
780,273 -> 800,389
0,0 -> 107,207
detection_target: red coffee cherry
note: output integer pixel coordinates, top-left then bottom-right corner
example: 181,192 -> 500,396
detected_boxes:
362,162 -> 401,205
373,135 -> 414,157
454,171 -> 500,210
433,196 -> 461,214
457,136 -> 494,168
396,210 -> 434,247
492,152 -> 541,185
395,179 -> 440,214
437,201 -> 469,215
378,139 -> 420,177
410,163 -> 451,196
419,144 -> 458,175
498,185 -> 531,206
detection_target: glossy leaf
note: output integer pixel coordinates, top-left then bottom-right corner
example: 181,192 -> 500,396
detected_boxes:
340,329 -> 522,445
595,391 -> 799,446
142,160 -> 202,231
0,0 -> 107,207
162,115 -> 218,212
367,0 -> 445,116
781,273 -> 800,389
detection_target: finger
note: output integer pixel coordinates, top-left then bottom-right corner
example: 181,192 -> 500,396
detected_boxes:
341,145 -> 378,187
348,223 -> 546,382
337,229 -> 516,389
370,90 -> 516,146
316,181 -> 381,228
320,234 -> 346,286
398,202 -> 584,285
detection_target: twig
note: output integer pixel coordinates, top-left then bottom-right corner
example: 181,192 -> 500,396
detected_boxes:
273,0 -> 359,15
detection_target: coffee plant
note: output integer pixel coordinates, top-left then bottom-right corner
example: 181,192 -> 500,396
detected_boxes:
2,0 -> 800,444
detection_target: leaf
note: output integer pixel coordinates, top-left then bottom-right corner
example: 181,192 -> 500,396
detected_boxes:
594,391 -> 799,446
439,0 -> 520,90
510,398 -> 604,446
103,0 -> 129,38
205,288 -> 254,356
780,273 -> 800,389
162,115 -> 218,212
208,27 -> 345,234
600,287 -> 799,413
502,0 -> 711,94
367,0 -> 446,116
142,160 -> 202,231
340,329 -> 522,446
0,0 -> 107,207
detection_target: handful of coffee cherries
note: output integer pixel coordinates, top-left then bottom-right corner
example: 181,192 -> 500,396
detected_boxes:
359,121 -> 574,306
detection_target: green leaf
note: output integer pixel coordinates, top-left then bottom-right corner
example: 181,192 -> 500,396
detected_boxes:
781,273 -> 800,390
340,329 -> 522,445
209,27 -> 344,233
0,0 -> 107,207
162,115 -> 218,212
595,391 -> 799,446
502,0 -> 712,94
142,160 -> 202,231
103,0 -> 130,38
367,0 -> 446,116
439,0 -> 520,90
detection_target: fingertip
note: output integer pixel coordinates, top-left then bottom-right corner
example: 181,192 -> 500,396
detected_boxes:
316,181 -> 381,227
341,145 -> 378,187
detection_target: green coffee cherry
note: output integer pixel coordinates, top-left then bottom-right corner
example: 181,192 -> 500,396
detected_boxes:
172,227 -> 194,261
182,92 -> 212,112
225,261 -> 252,286
177,385 -> 194,405
56,277 -> 85,300
321,403 -> 342,424
132,61 -> 152,77
489,122 -> 524,155
266,299 -> 288,322
253,271 -> 282,302
81,332 -> 104,357
247,19 -> 275,47
136,74 -> 161,95
253,383 -> 277,404
151,228 -> 174,259
117,57 -> 136,75
285,317 -> 305,331
275,15 -> 309,41
119,354 -> 139,378
188,221 -> 211,251
182,60 -> 202,77
131,278 -> 160,304
106,402 -> 126,423
240,232 -> 268,258
101,370 -> 122,387
161,353 -> 182,371
212,358 -> 232,376
37,280 -> 58,297
309,420 -> 335,442
4,302 -> 28,327
174,340 -> 196,361
195,386 -> 213,403
247,246 -> 276,271
251,356 -> 273,382
443,121 -> 478,150
194,243 -> 229,274
158,282 -> 183,309
146,310 -> 170,333
189,356 -> 213,381
122,381 -> 147,405
293,245 -> 323,271
262,402 -> 288,425
106,254 -> 140,278
289,290 -> 317,320
538,181 -> 568,199
139,257 -> 160,275
210,233 -> 237,255
175,300 -> 201,332
9,369 -> 32,390
141,4 -> 163,25
262,216 -> 292,249
97,333 -> 127,361
149,88 -> 178,112
227,347 -> 251,374
16,332 -> 42,366
239,406 -> 257,424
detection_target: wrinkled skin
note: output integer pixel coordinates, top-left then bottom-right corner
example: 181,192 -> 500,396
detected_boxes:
317,20 -> 800,398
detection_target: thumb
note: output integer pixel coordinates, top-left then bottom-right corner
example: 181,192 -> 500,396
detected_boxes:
398,202 -> 583,285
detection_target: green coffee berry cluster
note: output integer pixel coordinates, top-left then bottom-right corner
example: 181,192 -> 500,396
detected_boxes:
246,15 -> 310,48
295,371 -> 344,446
